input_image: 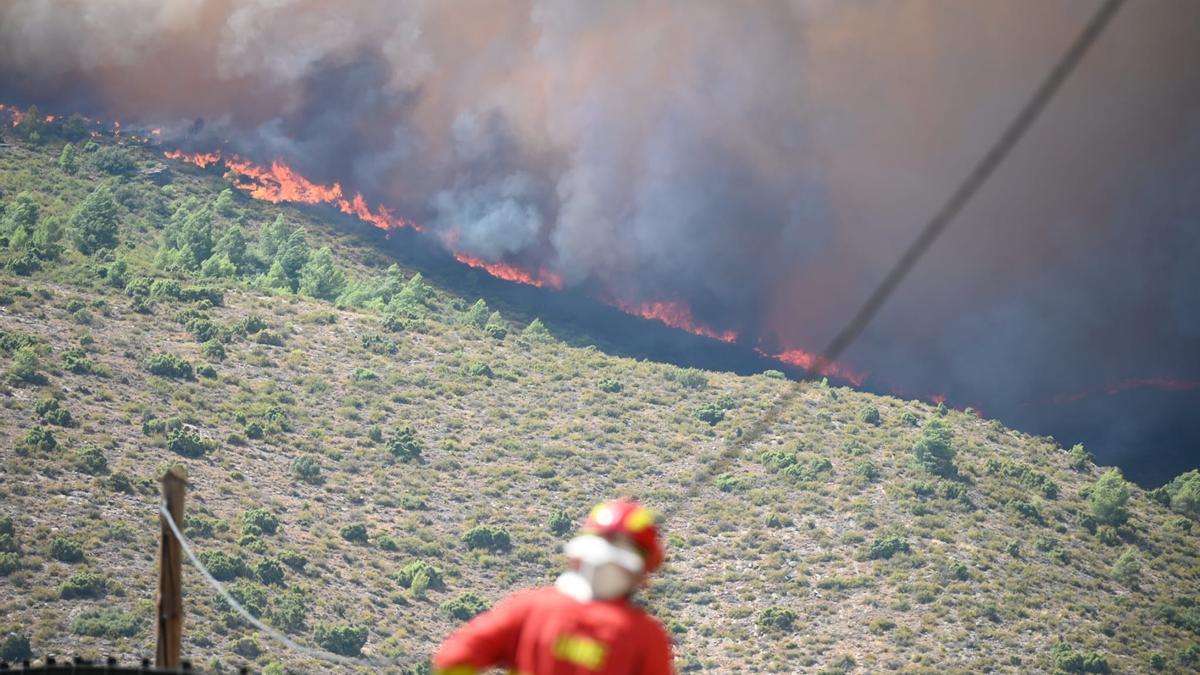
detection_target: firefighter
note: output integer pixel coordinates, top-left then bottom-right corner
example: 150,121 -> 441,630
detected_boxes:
433,499 -> 674,674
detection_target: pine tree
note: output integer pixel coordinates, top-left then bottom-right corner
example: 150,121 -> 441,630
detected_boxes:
298,246 -> 346,300
912,418 -> 957,477
462,299 -> 490,328
69,185 -> 119,255
59,143 -> 78,175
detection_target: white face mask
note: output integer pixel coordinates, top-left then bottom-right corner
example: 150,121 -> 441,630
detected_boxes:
589,562 -> 638,600
557,535 -> 644,601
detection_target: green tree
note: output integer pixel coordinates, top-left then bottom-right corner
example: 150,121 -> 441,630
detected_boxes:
274,229 -> 310,289
462,299 -> 490,328
298,246 -> 346,300
1088,469 -> 1131,526
522,318 -> 552,343
1111,547 -> 1140,587
260,214 -> 290,260
92,146 -> 136,175
3,192 -> 39,240
1159,470 -> 1200,518
912,418 -> 956,477
159,200 -> 214,270
59,143 -> 79,174
212,224 -> 251,273
262,260 -> 291,291
70,185 -> 120,254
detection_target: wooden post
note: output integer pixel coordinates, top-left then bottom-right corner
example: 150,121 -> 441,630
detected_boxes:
156,468 -> 187,669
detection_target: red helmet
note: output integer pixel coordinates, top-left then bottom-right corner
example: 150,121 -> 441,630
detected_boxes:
582,499 -> 665,573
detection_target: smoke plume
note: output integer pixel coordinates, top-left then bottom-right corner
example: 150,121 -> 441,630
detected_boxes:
2,0 -> 1198,483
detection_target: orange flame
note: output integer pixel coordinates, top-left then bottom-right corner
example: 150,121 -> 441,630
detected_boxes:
161,150 -> 417,232
164,149 -> 223,168
764,348 -> 867,386
612,298 -> 738,343
156,145 -> 874,388
454,253 -> 563,289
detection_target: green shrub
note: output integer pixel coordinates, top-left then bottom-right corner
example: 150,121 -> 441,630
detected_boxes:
1008,499 -> 1045,525
0,632 -> 33,662
60,570 -> 106,598
912,418 -> 956,478
393,561 -> 444,590
667,367 -> 708,390
144,353 -> 194,379
34,397 -> 75,427
270,589 -> 308,631
1088,469 -> 1130,526
1068,443 -> 1093,470
521,318 -> 553,343
853,461 -> 880,482
1111,547 -> 1140,587
340,523 -> 369,543
241,508 -> 280,536
1152,596 -> 1200,635
8,346 -> 45,384
867,534 -> 910,560
715,473 -> 742,493
196,364 -> 217,379
197,551 -> 247,581
314,623 -> 368,657
20,426 -> 57,452
947,561 -> 970,581
762,369 -> 785,379
71,608 -> 141,638
859,405 -> 881,425
255,330 -> 285,346
465,362 -> 493,378
200,340 -> 226,361
0,552 -> 20,576
1051,641 -> 1111,673
360,334 -> 399,355
278,550 -> 308,572
351,367 -> 378,382
290,453 -> 322,483
254,558 -> 285,585
463,526 -> 511,553
441,593 -> 489,622
548,510 -> 573,536
598,377 -> 623,393
692,403 -> 724,426
386,427 -> 422,462
899,411 -> 919,426
62,348 -> 95,374
166,429 -> 207,457
235,315 -> 269,335
758,606 -> 798,633
49,537 -> 84,563
231,636 -> 261,658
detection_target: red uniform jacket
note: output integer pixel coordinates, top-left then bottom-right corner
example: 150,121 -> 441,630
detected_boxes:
434,586 -> 674,675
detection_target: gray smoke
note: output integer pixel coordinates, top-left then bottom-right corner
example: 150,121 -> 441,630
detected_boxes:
2,0 -> 1198,482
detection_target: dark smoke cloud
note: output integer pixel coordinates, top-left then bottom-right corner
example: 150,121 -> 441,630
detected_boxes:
1,0 -> 1198,482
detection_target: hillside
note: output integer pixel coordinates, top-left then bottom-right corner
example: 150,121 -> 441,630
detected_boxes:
1,131 -> 1198,674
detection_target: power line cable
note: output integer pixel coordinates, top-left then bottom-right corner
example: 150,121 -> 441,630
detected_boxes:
657,0 -> 1125,522
158,501 -> 423,673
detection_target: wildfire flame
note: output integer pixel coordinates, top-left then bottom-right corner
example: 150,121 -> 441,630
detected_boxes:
612,298 -> 738,344
159,145 -> 875,385
164,150 -> 416,233
164,149 -> 222,168
454,253 -> 563,289
761,348 -> 867,386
